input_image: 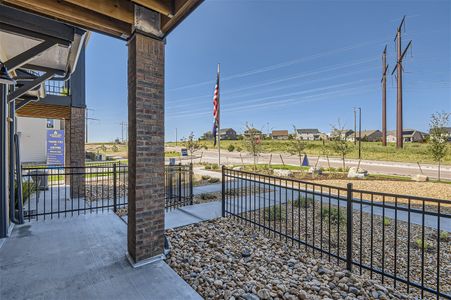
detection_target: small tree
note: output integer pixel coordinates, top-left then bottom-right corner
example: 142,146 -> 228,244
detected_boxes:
428,112 -> 450,181
243,123 -> 262,170
289,126 -> 307,167
320,138 -> 331,170
182,132 -> 200,165
331,120 -> 353,171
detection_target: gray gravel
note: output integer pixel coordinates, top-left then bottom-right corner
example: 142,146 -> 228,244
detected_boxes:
166,218 -> 414,300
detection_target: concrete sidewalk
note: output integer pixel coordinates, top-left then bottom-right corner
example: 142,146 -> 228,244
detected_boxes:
0,213 -> 201,300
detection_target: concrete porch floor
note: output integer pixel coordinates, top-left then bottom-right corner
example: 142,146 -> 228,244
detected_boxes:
0,213 -> 202,300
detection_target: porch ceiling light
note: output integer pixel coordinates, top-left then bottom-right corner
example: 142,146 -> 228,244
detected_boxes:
0,63 -> 16,85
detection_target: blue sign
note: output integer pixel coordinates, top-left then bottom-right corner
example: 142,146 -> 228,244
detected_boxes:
181,148 -> 188,157
47,130 -> 65,165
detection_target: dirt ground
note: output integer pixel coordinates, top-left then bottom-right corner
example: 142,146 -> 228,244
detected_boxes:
307,179 -> 451,207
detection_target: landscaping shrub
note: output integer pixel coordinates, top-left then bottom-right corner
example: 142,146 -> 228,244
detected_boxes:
228,144 -> 235,152
321,207 -> 346,225
211,164 -> 219,170
205,165 -> 212,170
292,195 -> 314,208
264,205 -> 286,221
201,175 -> 211,180
414,238 -> 432,251
236,146 -> 242,152
15,180 -> 36,208
383,217 -> 391,226
440,231 -> 449,241
200,193 -> 217,200
208,177 -> 220,184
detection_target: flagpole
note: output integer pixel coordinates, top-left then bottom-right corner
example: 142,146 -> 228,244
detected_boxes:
217,63 -> 221,166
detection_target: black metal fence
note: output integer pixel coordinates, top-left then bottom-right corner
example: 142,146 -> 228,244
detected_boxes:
20,163 -> 193,221
222,167 -> 451,299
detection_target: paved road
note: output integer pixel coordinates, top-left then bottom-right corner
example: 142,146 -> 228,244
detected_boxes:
169,149 -> 451,180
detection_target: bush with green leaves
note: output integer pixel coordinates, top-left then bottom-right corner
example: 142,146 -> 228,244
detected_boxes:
415,238 -> 432,251
321,207 -> 346,225
227,144 -> 235,152
15,180 -> 37,208
264,205 -> 286,221
292,195 -> 314,208
211,163 -> 219,170
205,165 -> 211,170
440,231 -> 449,241
201,175 -> 211,180
236,146 -> 242,152
383,217 -> 391,226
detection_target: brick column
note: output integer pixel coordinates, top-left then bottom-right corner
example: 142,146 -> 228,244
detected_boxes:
65,107 -> 85,198
127,32 -> 165,264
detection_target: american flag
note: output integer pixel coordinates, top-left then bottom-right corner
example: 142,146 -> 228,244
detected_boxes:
212,68 -> 220,146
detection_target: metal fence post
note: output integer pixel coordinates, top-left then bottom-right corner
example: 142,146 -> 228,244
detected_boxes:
346,182 -> 353,271
113,163 -> 117,213
178,165 -> 182,205
189,163 -> 193,205
221,165 -> 225,217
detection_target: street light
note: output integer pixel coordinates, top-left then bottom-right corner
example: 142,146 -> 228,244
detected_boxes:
358,107 -> 362,160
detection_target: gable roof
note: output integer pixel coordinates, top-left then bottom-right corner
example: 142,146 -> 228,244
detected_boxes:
296,129 -> 320,134
272,130 -> 289,136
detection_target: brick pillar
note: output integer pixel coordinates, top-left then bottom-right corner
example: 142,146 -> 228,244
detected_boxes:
65,107 -> 85,198
127,32 -> 165,264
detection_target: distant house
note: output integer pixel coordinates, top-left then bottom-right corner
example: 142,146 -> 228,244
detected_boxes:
200,131 -> 213,140
295,129 -> 325,141
358,130 -> 383,142
244,128 -> 262,138
330,129 -> 354,141
272,130 -> 289,140
386,129 -> 425,143
429,127 -> 451,142
219,128 -> 237,140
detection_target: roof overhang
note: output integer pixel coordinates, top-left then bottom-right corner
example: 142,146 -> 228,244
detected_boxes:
0,5 -> 87,76
0,0 -> 203,40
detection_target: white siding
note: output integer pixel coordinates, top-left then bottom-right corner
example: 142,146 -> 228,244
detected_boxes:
16,117 -> 61,163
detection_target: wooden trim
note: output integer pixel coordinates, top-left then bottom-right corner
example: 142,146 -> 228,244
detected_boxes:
16,102 -> 71,119
3,0 -> 131,38
161,0 -> 200,34
63,0 -> 134,24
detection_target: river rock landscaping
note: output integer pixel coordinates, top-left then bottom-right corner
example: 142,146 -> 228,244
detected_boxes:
166,218 -> 414,300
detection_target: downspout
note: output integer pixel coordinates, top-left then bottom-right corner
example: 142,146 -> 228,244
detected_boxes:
8,86 -> 17,223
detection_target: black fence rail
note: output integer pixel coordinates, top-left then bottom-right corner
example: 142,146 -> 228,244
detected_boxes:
20,163 -> 193,221
222,167 -> 451,299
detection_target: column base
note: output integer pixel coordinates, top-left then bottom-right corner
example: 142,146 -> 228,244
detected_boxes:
126,252 -> 165,269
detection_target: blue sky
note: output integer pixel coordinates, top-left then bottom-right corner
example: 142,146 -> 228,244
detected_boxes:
86,0 -> 450,142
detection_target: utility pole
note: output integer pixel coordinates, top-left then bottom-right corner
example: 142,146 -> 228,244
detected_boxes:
391,16 -> 412,149
120,122 -> 128,143
353,108 -> 357,145
381,46 -> 388,146
85,108 -> 99,143
358,107 -> 362,159
175,128 -> 178,146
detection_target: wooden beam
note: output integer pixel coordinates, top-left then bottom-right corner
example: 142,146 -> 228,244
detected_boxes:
132,0 -> 174,17
15,102 -> 71,119
161,0 -> 200,34
63,0 -> 134,24
2,0 -> 131,38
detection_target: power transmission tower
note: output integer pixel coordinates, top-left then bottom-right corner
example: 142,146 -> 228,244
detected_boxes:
381,46 -> 388,146
85,108 -> 99,143
391,16 -> 412,149
120,122 -> 128,143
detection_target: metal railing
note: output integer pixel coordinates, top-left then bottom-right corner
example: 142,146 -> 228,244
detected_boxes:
222,167 -> 451,299
20,163 -> 193,221
45,80 -> 69,96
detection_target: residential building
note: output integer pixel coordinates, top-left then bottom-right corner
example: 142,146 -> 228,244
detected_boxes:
296,128 -> 326,140
386,129 -> 425,143
244,128 -> 263,138
357,130 -> 383,142
272,130 -> 289,140
17,117 -> 62,163
219,128 -> 237,140
330,129 -> 354,140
